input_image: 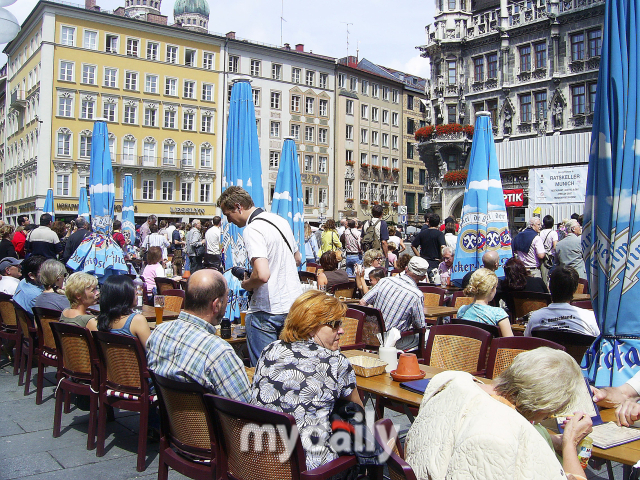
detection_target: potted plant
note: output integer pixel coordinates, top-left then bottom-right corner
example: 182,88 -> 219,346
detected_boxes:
372,165 -> 381,170
443,169 -> 468,183
360,163 -> 369,168
373,201 -> 380,205
414,125 -> 435,141
346,160 -> 355,166
383,200 -> 390,206
382,166 -> 391,172
392,202 -> 399,207
392,167 -> 400,173
360,199 -> 369,205
345,198 -> 354,203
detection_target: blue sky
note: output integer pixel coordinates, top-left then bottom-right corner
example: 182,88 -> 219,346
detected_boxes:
4,0 -> 435,77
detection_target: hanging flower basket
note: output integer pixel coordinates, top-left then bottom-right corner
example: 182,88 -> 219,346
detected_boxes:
392,202 -> 399,207
392,167 -> 400,173
414,125 -> 435,141
345,198 -> 354,203
443,169 -> 468,183
360,199 -> 369,205
360,163 -> 369,168
373,201 -> 380,205
372,165 -> 381,170
346,160 -> 355,166
382,166 -> 391,171
383,201 -> 390,206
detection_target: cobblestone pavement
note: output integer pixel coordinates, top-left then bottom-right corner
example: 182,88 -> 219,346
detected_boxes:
0,353 -> 626,479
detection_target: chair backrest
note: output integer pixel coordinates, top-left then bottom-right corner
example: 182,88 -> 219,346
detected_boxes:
450,318 -> 500,337
339,308 -> 365,350
305,263 -> 318,274
204,394 -> 307,480
510,291 -> 552,320
485,336 -> 566,379
33,307 -> 62,353
13,300 -> 35,338
423,324 -> 492,373
451,291 -> 474,309
373,419 -> 417,480
348,304 -> 385,348
92,330 -> 149,395
418,286 -> 446,306
298,271 -> 317,284
531,330 -> 596,364
390,269 -> 401,276
570,300 -> 592,310
0,292 -> 17,328
50,322 -> 99,383
331,281 -> 357,299
155,277 -> 179,294
149,371 -> 215,460
577,278 -> 589,294
163,295 -> 184,313
575,283 -> 584,295
423,292 -> 442,307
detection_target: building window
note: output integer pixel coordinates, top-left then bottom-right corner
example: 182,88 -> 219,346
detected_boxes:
338,73 -> 346,88
183,80 -> 195,99
200,144 -> 212,167
318,128 -> 328,144
123,103 -> 136,124
185,49 -> 196,67
304,187 -> 314,206
372,83 -> 379,98
487,53 -> 498,79
382,87 -> 390,101
382,133 -> 389,148
318,156 -> 327,174
163,142 -> 176,164
534,42 -> 546,69
270,91 -> 281,109
319,73 -> 328,89
407,95 -> 414,110
371,131 -> 379,146
345,99 -> 354,116
318,187 -> 327,205
392,89 -> 399,103
407,118 -> 415,135
143,140 -> 156,164
200,183 -> 211,203
361,128 -> 368,144
105,34 -> 118,53
61,26 -> 75,46
306,70 -> 315,86
473,57 -> 484,82
571,33 -> 585,61
146,41 -> 158,60
419,169 -> 426,186
372,107 -> 379,122
126,38 -> 139,57
270,121 -> 280,138
519,45 -> 531,72
166,45 -> 178,63
79,132 -> 92,156
272,63 -> 282,80
56,174 -> 70,196
588,83 -> 597,113
104,67 -> 117,87
103,101 -> 116,121
83,30 -> 97,50
588,30 -> 602,57
361,104 -> 369,120
81,99 -> 94,119
142,180 -> 154,200
292,67 -> 301,83
183,110 -> 195,130
345,179 -> 353,199
447,60 -> 456,85
345,125 -> 353,140
319,99 -> 328,116
58,96 -> 73,117
228,55 -> 239,72
250,59 -> 261,76
123,138 -> 136,163
201,113 -> 213,133
572,85 -> 586,115
165,77 -> 177,96
360,181 -> 368,201
124,71 -> 138,90
290,124 -> 300,140
304,155 -> 314,172
269,151 -> 279,169
350,76 -> 358,92
305,97 -> 314,115
145,74 -> 158,94
162,181 -> 173,201
407,142 -> 414,159
291,95 -> 301,112
181,182 -> 193,202
371,154 -> 379,167
391,112 -> 398,127
392,135 -> 398,150
447,105 -> 457,123
182,142 -> 194,166
60,61 -> 74,81
520,93 -> 532,122
144,106 -> 156,126
202,83 -> 214,101
164,108 -> 176,128
305,126 -> 315,142
203,52 -> 214,70
57,130 -> 70,156
360,153 -> 368,166
80,64 -> 96,85
535,91 -> 547,120
252,88 -> 260,107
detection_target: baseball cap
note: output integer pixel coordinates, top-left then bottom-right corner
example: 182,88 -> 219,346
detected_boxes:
0,257 -> 22,272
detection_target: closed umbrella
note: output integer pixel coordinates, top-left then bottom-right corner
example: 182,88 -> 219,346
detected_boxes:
121,175 -> 136,250
43,188 -> 54,221
451,113 -> 511,286
583,0 -> 640,385
221,80 -> 264,321
66,120 -> 127,279
271,138 -> 305,262
78,187 -> 90,221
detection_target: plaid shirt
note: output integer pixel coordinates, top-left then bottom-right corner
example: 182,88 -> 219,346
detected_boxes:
146,311 -> 251,402
361,275 -> 425,332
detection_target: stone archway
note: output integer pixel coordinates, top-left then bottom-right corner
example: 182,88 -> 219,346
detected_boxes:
447,192 -> 465,221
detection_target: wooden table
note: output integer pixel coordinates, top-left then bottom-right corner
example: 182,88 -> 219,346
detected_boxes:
572,293 -> 591,302
424,305 -> 459,325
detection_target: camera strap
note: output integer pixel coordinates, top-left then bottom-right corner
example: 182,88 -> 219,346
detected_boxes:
249,210 -> 293,254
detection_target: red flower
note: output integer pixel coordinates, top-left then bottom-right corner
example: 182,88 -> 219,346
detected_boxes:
415,125 -> 435,141
372,165 -> 381,170
443,169 -> 468,183
360,199 -> 369,205
361,163 -> 369,168
346,160 -> 355,166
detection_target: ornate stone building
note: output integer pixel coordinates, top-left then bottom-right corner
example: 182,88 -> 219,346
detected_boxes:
418,0 -> 603,226
173,0 -> 209,33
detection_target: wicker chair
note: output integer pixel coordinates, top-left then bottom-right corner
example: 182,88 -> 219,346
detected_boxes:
450,291 -> 474,310
149,372 -> 215,480
298,271 -> 317,284
373,419 -> 418,480
163,295 -> 184,314
305,262 -> 318,274
418,286 -> 446,306
484,336 -> 566,379
92,331 -> 158,472
204,394 -> 358,480
450,318 -> 500,337
330,281 -> 357,299
156,277 -> 180,295
510,291 -> 551,321
50,322 -> 101,450
14,300 -> 38,395
421,324 -> 492,375
0,292 -> 21,375
576,278 -> 589,295
338,308 -> 365,351
32,307 -> 62,405
531,330 -> 596,365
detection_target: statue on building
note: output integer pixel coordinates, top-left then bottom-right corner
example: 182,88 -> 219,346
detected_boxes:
552,101 -> 563,129
503,108 -> 512,135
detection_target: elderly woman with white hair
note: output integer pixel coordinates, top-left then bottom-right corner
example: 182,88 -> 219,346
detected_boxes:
405,347 -> 593,480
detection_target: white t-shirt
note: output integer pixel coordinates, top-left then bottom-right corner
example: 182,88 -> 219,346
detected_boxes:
388,235 -> 403,252
0,276 -> 20,295
205,226 -> 221,255
540,228 -> 559,255
243,211 -> 302,315
524,303 -> 600,337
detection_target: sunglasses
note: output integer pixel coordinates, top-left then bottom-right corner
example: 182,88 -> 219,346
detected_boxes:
323,319 -> 343,329
375,257 -> 384,261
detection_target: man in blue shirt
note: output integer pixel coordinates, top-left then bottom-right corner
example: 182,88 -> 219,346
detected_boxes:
13,255 -> 46,318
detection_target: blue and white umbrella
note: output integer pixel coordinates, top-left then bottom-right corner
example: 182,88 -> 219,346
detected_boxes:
78,187 -> 90,221
271,138 -> 304,262
451,113 -> 511,286
582,0 -> 640,385
67,120 -> 127,280
121,175 -> 136,250
43,189 -> 54,221
221,80 -> 264,321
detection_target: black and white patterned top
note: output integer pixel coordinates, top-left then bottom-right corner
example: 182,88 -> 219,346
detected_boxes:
251,339 -> 357,470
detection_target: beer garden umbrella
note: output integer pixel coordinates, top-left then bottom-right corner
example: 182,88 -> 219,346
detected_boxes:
43,188 -> 54,221
451,113 -> 511,286
78,186 -> 90,220
583,0 -> 640,385
121,175 -> 136,252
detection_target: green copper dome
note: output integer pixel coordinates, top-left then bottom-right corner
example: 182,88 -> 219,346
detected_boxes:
174,0 -> 210,16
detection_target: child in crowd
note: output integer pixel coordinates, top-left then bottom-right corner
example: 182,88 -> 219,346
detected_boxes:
141,246 -> 165,295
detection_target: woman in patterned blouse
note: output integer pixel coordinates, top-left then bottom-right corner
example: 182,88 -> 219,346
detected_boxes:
251,290 -> 363,470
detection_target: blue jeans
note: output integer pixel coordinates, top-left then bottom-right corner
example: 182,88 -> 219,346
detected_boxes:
345,254 -> 362,277
246,311 -> 287,367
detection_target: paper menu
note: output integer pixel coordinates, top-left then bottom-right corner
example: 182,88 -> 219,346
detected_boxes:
590,422 -> 640,449
555,377 -> 599,420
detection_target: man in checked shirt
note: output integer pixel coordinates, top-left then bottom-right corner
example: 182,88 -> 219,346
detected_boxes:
146,269 -> 250,401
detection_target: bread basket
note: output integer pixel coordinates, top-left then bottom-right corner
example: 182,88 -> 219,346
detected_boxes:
348,355 -> 388,377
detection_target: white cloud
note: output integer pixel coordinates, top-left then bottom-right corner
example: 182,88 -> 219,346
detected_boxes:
273,191 -> 292,201
468,179 -> 502,190
610,188 -> 638,222
599,132 -> 612,160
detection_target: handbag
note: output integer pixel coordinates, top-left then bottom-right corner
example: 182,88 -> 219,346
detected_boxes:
332,232 -> 344,262
194,243 -> 206,257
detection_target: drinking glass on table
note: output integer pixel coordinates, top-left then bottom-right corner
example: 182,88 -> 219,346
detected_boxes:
154,295 -> 165,325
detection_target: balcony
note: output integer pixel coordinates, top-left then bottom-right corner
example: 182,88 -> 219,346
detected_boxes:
112,155 -> 180,168
180,159 -> 195,169
10,90 -> 26,109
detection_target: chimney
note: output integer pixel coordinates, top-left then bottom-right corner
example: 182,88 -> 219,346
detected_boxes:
226,31 -> 236,40
295,43 -> 304,52
347,55 -> 358,68
284,43 -> 291,50
85,0 -> 99,10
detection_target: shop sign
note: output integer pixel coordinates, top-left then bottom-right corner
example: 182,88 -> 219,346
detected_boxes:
503,189 -> 524,207
169,207 -> 206,215
530,166 -> 588,204
19,202 -> 36,212
57,202 -> 79,211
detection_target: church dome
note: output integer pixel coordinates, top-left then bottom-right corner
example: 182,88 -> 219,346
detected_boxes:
174,0 -> 210,16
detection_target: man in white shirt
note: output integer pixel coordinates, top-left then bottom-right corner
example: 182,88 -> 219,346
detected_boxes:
204,216 -> 223,272
0,257 -> 22,295
141,224 -> 170,261
217,186 -> 302,366
337,218 -> 347,238
524,265 -> 599,337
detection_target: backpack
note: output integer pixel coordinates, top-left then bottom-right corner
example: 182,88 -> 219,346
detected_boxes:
361,219 -> 381,253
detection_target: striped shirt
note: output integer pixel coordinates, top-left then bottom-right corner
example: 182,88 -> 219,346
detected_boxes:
361,275 -> 425,332
141,232 -> 170,259
146,311 -> 251,402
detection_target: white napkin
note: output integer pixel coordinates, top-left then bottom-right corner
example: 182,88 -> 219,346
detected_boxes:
383,327 -> 401,348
